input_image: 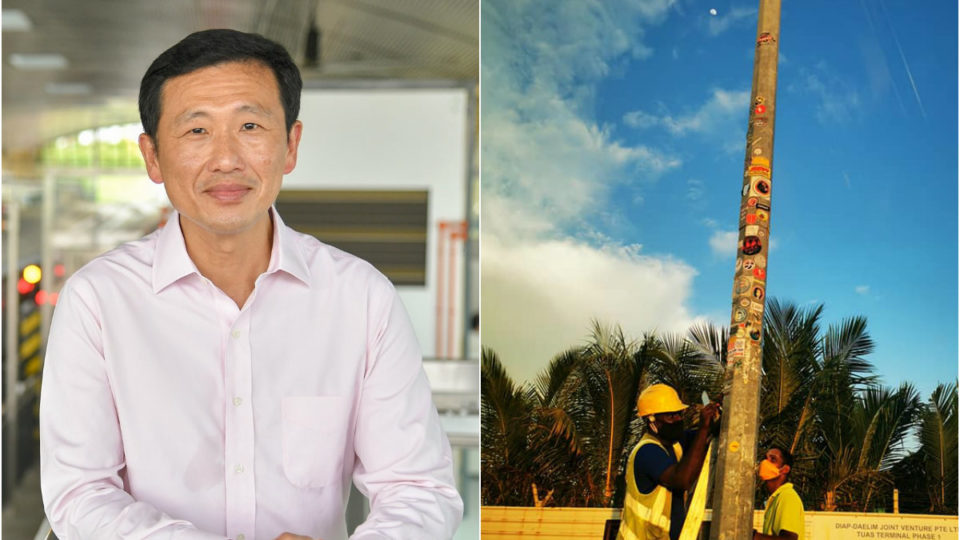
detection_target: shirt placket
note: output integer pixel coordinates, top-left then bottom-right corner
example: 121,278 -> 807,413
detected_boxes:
222,295 -> 256,540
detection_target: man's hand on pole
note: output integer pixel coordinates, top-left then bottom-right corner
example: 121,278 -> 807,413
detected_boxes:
700,402 -> 722,433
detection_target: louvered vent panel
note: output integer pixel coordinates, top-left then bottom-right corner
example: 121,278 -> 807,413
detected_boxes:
276,190 -> 428,285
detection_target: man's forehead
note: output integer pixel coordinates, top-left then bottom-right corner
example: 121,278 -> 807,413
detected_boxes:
767,448 -> 784,460
172,103 -> 273,124
158,62 -> 281,123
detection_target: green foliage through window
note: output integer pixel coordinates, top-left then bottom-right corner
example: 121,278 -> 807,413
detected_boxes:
40,124 -> 144,169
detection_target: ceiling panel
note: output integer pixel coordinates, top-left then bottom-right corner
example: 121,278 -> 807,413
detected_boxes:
2,0 -> 477,152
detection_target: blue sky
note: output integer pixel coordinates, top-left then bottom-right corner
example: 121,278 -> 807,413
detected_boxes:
480,0 -> 957,401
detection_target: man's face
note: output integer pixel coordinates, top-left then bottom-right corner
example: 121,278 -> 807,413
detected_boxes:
655,411 -> 683,426
652,410 -> 684,441
765,448 -> 784,467
139,61 -> 302,237
764,448 -> 789,478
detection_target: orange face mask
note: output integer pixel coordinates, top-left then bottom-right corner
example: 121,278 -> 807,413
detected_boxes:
758,459 -> 781,481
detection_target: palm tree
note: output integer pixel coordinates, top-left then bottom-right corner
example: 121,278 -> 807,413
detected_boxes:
648,325 -> 725,407
757,299 -> 822,453
481,347 -> 536,505
812,315 -> 884,511
754,300 -> 884,510
528,322 -> 646,506
528,347 -> 592,506
917,382 -> 958,513
848,383 -> 921,511
574,322 -> 645,505
480,303 -> 956,515
686,320 -> 728,371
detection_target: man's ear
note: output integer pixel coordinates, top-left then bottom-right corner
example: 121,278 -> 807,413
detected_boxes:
138,133 -> 164,184
283,120 -> 303,174
781,464 -> 791,477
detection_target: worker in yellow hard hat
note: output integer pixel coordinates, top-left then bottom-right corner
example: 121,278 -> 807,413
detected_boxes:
617,384 -> 721,540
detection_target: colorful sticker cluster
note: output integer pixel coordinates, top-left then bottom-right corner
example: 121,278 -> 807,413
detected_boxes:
731,88 -> 775,363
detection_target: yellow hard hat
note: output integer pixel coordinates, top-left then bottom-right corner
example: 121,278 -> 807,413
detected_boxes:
636,384 -> 688,417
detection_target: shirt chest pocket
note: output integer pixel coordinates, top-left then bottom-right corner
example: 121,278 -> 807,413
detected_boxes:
281,396 -> 351,488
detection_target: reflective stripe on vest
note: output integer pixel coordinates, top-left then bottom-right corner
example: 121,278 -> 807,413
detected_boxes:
616,434 -> 683,540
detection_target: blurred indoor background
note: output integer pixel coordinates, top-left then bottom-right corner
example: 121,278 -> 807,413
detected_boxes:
1,1 -> 478,538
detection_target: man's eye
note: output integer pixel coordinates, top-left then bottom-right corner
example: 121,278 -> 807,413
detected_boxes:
189,128 -> 205,135
242,123 -> 258,130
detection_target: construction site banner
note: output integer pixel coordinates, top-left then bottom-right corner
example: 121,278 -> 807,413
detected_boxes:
805,512 -> 958,540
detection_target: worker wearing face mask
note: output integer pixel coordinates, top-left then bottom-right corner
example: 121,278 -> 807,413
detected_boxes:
753,446 -> 805,540
617,384 -> 721,540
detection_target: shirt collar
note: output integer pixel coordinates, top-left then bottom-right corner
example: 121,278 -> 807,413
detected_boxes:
152,208 -> 311,294
152,211 -> 199,293
266,208 -> 311,285
769,482 -> 794,501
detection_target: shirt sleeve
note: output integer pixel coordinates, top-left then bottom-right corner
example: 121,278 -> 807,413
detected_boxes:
39,278 -> 226,540
634,443 -> 675,494
348,285 -> 464,539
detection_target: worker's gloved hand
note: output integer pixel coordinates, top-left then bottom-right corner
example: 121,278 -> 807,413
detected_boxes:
700,402 -> 722,433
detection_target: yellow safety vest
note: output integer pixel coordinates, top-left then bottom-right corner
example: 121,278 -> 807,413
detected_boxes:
617,434 -> 713,540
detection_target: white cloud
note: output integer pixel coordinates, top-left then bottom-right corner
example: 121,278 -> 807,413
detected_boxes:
481,235 -> 698,383
482,104 -> 680,240
687,179 -> 705,201
622,88 -> 750,136
709,230 -> 739,258
480,0 -> 707,382
856,285 -> 870,295
483,0 -> 675,110
623,109 -> 661,129
706,6 -> 757,36
482,0 -> 682,241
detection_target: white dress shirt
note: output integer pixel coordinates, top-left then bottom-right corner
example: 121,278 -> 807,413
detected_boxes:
40,210 -> 463,540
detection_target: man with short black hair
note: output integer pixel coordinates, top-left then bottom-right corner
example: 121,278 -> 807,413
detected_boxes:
753,446 -> 805,540
40,29 -> 462,540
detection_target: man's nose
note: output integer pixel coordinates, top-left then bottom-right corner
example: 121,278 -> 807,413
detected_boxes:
208,131 -> 244,172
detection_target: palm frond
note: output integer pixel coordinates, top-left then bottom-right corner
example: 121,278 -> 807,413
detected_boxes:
758,299 -> 823,449
855,383 -> 921,471
687,320 -> 727,365
919,382 -> 959,512
821,315 -> 877,389
537,406 -> 584,455
533,347 -> 582,406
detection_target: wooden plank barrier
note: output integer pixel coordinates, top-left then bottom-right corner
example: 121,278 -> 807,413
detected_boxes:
481,507 -> 621,539
481,507 -> 959,540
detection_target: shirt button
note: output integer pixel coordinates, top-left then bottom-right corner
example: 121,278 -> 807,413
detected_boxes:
235,464 -> 244,474
231,330 -> 241,339
233,397 -> 243,407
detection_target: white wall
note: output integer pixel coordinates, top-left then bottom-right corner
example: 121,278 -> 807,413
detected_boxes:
283,87 -> 470,357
